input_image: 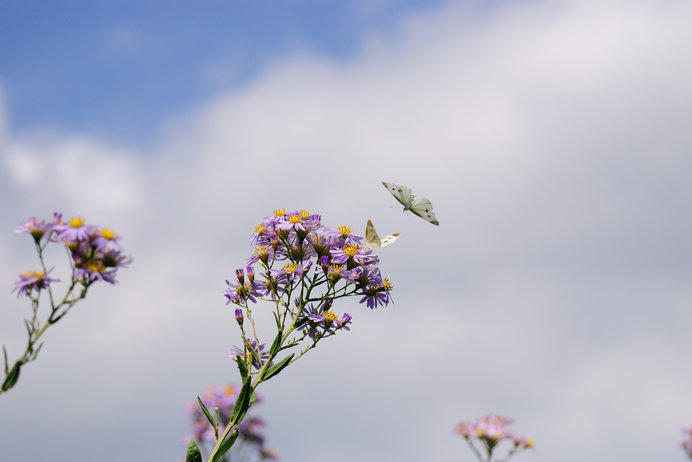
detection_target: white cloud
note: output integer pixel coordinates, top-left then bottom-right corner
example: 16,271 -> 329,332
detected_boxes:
2,1 -> 692,461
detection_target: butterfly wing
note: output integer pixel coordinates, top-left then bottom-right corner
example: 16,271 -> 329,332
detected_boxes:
365,219 -> 382,248
379,232 -> 401,247
382,182 -> 414,209
365,219 -> 401,249
410,195 -> 440,226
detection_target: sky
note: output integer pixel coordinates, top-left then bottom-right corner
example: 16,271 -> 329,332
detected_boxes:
1,1 -> 692,461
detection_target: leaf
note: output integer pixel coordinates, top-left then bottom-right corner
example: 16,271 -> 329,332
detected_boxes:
230,377 -> 252,425
259,353 -> 294,382
211,428 -> 239,462
2,361 -> 21,392
269,329 -> 283,357
236,355 -> 249,380
185,440 -> 203,462
2,346 -> 8,375
197,396 -> 218,434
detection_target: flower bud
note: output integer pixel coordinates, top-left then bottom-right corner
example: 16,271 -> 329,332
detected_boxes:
235,308 -> 244,326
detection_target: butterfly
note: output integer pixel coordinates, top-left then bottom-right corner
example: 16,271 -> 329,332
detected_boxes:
365,219 -> 401,249
381,181 -> 440,225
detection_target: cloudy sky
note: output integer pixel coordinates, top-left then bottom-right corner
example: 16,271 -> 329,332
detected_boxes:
2,1 -> 692,461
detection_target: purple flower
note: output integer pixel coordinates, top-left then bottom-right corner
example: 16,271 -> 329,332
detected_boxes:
270,260 -> 312,283
15,213 -> 62,243
682,426 -> 692,459
224,268 -> 261,305
230,340 -> 271,371
330,243 -> 377,268
456,415 -> 534,458
11,268 -> 60,297
54,216 -> 92,243
323,224 -> 363,245
90,227 -> 123,251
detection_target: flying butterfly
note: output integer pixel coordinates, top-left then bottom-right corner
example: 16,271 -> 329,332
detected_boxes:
381,181 -> 440,225
365,219 -> 401,249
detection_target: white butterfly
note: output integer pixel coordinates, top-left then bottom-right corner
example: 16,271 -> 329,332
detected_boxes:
381,181 -> 440,226
365,219 -> 401,249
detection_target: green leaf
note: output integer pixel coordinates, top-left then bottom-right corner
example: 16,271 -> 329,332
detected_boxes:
269,329 -> 283,357
236,355 -> 249,380
185,440 -> 203,462
211,428 -> 239,462
2,361 -> 21,392
259,353 -> 294,382
2,346 -> 8,375
197,396 -> 218,433
230,377 -> 252,425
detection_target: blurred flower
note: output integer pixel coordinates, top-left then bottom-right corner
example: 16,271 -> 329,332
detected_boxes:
456,415 -> 534,462
186,383 -> 278,460
11,268 -> 60,298
682,425 -> 692,459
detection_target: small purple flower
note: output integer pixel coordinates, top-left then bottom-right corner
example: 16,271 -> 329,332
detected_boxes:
682,426 -> 692,459
270,260 -> 312,283
456,415 -> 534,459
330,243 -> 377,268
230,340 -> 271,370
11,268 -> 60,297
15,214 -> 62,243
224,268 -> 261,305
54,216 -> 92,243
324,224 -> 363,245
90,227 -> 123,251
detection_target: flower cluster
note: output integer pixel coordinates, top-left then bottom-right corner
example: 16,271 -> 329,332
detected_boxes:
682,426 -> 692,459
456,415 -> 534,462
224,209 -> 392,370
3,213 -> 131,395
186,384 -> 277,460
12,213 -> 131,297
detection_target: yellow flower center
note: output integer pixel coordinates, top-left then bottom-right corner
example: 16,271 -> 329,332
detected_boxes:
343,245 -> 358,257
273,208 -> 286,216
101,228 -> 115,240
328,264 -> 343,274
23,270 -> 45,279
69,217 -> 85,228
86,261 -> 106,273
282,263 -> 298,274
383,278 -> 393,290
336,225 -> 352,235
299,209 -> 311,218
223,385 -> 235,397
254,223 -> 267,234
525,439 -> 534,448
254,246 -> 270,256
288,215 -> 301,224
322,310 -> 338,321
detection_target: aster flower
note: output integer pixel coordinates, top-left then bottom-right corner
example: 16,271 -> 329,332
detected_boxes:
456,415 -> 533,462
90,227 -> 124,251
186,383 -> 277,460
224,268 -> 262,305
359,274 -> 393,309
330,243 -> 377,268
11,268 -> 60,298
54,216 -> 92,243
324,224 -> 363,246
682,426 -> 692,459
270,260 -> 312,283
14,214 -> 61,244
230,340 -> 271,371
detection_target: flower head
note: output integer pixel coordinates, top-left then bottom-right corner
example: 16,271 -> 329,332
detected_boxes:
11,268 -> 60,298
456,415 -> 533,461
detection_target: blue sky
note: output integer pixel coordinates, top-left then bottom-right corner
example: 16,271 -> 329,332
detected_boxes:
2,1 -> 692,462
1,0 -> 453,145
